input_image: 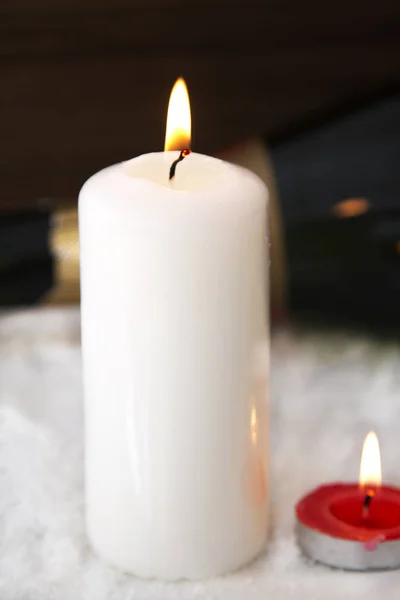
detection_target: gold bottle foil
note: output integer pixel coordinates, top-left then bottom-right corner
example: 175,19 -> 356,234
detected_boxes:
43,205 -> 80,305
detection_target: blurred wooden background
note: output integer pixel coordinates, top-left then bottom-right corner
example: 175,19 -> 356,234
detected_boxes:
1,0 -> 400,209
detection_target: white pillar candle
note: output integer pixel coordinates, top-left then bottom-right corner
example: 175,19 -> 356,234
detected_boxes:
79,81 -> 269,580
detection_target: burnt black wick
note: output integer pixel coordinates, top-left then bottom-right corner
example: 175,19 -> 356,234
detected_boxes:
362,490 -> 375,517
169,149 -> 191,180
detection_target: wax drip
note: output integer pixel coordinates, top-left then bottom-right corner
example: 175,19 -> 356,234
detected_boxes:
169,149 -> 191,180
362,534 -> 385,552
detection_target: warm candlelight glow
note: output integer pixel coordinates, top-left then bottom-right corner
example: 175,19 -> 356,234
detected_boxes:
333,197 -> 369,218
164,77 -> 191,151
359,431 -> 382,490
251,405 -> 258,445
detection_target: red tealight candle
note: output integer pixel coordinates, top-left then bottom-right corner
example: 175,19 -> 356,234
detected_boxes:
296,432 -> 400,570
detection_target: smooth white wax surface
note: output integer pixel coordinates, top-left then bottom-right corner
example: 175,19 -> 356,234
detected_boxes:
79,152 -> 269,580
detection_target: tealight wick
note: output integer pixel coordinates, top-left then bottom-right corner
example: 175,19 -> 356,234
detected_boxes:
362,488 -> 375,519
169,149 -> 191,180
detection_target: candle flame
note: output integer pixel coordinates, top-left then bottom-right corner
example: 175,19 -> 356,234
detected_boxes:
359,431 -> 382,490
164,78 -> 191,151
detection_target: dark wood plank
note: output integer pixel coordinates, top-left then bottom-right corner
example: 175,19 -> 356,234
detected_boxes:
1,0 -> 400,208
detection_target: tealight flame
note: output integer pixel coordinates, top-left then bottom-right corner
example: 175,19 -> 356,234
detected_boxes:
359,431 -> 382,490
164,77 -> 191,151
